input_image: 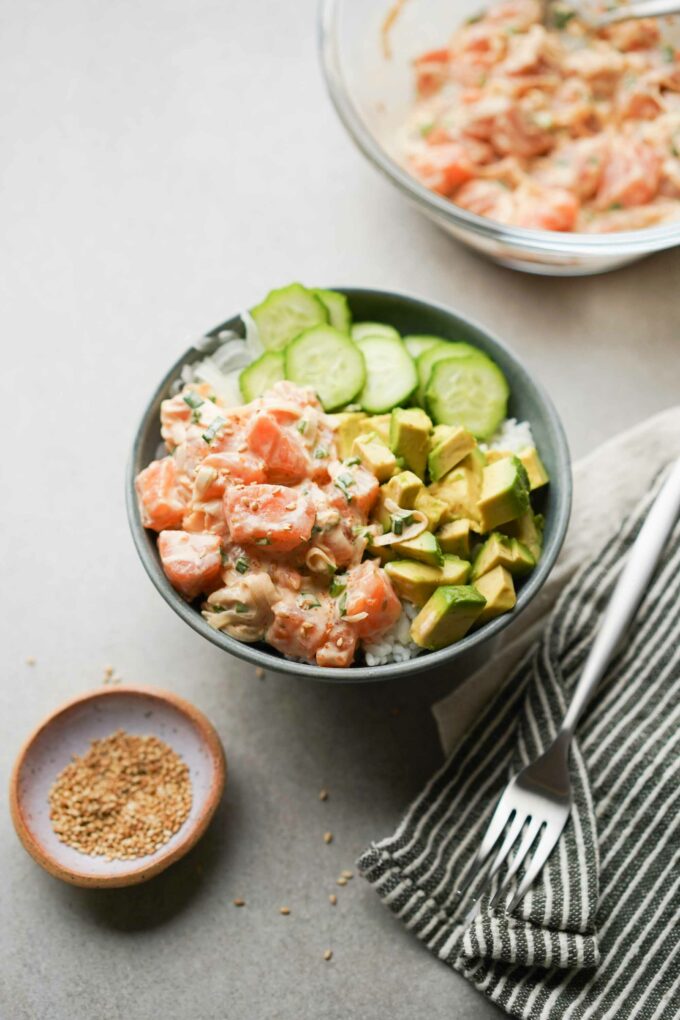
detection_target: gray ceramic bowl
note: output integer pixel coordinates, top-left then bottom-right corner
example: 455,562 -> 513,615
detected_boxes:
126,289 -> 572,682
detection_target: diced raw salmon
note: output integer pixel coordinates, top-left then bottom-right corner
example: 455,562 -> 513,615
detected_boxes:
512,183 -> 580,230
135,457 -> 187,532
456,179 -> 516,221
158,531 -> 222,600
327,463 -> 379,517
225,484 -> 316,552
414,48 -> 450,97
247,412 -> 309,485
600,18 -> 660,53
266,597 -> 331,661
316,621 -> 358,668
344,561 -> 402,639
596,138 -> 661,208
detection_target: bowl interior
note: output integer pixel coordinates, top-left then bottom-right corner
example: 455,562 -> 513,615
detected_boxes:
12,688 -> 225,886
128,289 -> 571,682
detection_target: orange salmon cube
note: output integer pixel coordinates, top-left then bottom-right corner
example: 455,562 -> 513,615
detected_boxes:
158,531 -> 222,600
135,457 -> 186,532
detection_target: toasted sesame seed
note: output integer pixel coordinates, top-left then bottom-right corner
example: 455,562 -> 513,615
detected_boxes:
319,788 -> 328,801
255,667 -> 265,680
341,869 -> 353,880
323,831 -> 333,844
336,877 -> 347,887
233,898 -> 246,907
25,657 -> 36,666
279,906 -> 290,916
329,894 -> 337,906
48,730 -> 192,861
323,949 -> 333,961
285,502 -> 296,511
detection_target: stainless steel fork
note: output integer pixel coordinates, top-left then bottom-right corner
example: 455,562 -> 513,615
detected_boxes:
460,459 -> 680,918
545,0 -> 680,29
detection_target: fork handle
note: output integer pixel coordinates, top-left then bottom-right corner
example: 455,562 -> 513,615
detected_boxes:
597,0 -> 680,25
560,459 -> 680,738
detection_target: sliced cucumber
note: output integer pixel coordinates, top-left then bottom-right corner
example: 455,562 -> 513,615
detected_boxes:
315,289 -> 352,333
351,321 -> 400,344
239,351 -> 285,402
425,354 -> 509,440
404,334 -> 443,361
251,283 -> 328,351
285,326 -> 365,411
416,340 -> 480,406
356,335 -> 417,414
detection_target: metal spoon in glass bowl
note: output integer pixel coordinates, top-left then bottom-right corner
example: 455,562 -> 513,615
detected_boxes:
546,0 -> 680,28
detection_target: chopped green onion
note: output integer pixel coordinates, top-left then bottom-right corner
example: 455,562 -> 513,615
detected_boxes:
220,549 -> 229,565
330,575 -> 347,598
183,391 -> 205,410
311,523 -> 323,535
314,447 -> 329,459
202,416 -> 227,444
392,515 -> 404,536
235,602 -> 249,614
663,44 -> 676,63
296,419 -> 308,434
235,556 -> 249,574
344,456 -> 361,467
191,409 -> 202,424
552,6 -> 575,29
333,477 -> 353,502
419,121 -> 435,137
338,591 -> 348,617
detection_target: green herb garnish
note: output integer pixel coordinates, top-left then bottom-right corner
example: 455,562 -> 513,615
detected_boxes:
183,391 -> 205,410
663,44 -> 676,63
552,6 -> 575,29
330,575 -> 347,598
235,556 -> 249,574
191,409 -> 202,424
344,456 -> 361,467
333,476 -> 354,502
419,121 -> 435,137
314,447 -> 329,459
202,416 -> 227,444
296,419 -> 308,434
392,515 -> 404,536
299,593 -> 322,610
338,591 -> 348,617
235,602 -> 249,614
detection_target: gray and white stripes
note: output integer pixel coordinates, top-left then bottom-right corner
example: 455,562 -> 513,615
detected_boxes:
359,474 -> 680,1020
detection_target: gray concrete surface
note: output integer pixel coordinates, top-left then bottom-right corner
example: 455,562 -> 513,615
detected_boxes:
2,1 -> 680,1018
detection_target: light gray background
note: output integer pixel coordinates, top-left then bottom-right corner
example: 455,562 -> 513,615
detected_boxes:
2,2 -> 679,1019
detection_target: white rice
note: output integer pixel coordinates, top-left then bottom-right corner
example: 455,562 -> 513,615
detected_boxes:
172,320 -> 536,667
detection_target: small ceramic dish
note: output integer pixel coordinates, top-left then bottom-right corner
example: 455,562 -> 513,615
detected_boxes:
10,685 -> 226,888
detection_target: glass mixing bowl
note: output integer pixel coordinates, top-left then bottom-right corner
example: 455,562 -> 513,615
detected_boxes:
319,0 -> 680,275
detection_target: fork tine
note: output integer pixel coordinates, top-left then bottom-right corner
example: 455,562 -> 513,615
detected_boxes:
505,816 -> 566,913
484,810 -> 525,890
489,817 -> 543,908
457,791 -> 517,897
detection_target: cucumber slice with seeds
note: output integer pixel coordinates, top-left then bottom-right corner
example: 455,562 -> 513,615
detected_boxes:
285,326 -> 365,411
404,334 -> 442,361
315,289 -> 352,333
251,283 -> 328,351
425,354 -> 509,440
239,351 -> 285,402
356,335 -> 417,414
351,322 -> 400,344
416,340 -> 480,406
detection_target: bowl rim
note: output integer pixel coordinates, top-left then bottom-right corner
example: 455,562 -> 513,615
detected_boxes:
126,287 -> 572,683
9,685 -> 227,887
318,0 -> 680,259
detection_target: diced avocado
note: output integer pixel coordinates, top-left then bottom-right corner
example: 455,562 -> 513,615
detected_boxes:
385,561 -> 445,607
352,432 -> 397,483
328,412 -> 369,459
389,408 -> 432,479
373,471 -> 424,529
414,489 -> 448,531
474,566 -> 516,625
429,469 -> 479,525
410,585 -> 487,650
518,447 -> 550,490
478,456 -> 530,532
440,555 -> 471,585
393,531 -> 444,568
436,519 -> 473,559
501,510 -> 543,562
427,425 -> 476,482
371,414 -> 392,445
471,532 -> 536,581
485,449 -> 512,465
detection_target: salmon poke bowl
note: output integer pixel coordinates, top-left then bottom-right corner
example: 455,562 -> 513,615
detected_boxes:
127,286 -> 571,681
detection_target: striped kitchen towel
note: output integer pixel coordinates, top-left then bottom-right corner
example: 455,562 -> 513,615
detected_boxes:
359,470 -> 680,1020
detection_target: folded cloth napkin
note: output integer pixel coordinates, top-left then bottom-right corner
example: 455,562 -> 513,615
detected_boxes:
359,409 -> 680,1020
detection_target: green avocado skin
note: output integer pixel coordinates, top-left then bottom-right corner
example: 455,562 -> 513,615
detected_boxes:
411,585 -> 487,650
